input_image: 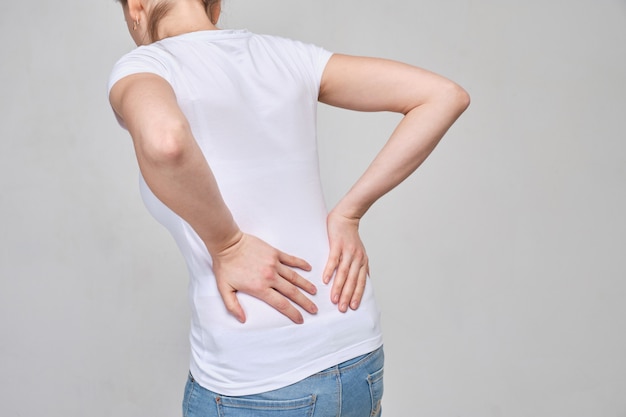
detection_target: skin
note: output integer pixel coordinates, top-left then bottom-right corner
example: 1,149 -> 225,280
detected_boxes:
111,0 -> 470,324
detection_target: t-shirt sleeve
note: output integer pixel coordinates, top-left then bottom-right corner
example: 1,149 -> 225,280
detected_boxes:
291,39 -> 334,94
107,46 -> 173,94
107,46 -> 173,128
264,35 -> 333,97
303,42 -> 334,92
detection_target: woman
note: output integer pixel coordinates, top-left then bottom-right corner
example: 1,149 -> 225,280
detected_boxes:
108,0 -> 469,415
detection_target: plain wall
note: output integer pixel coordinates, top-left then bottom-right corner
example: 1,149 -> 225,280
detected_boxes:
1,1 -> 625,416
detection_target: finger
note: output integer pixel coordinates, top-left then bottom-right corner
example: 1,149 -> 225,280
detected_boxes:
330,251 -> 352,305
338,255 -> 363,312
277,264 -> 317,295
278,251 -> 312,271
217,285 -> 246,323
261,288 -> 305,324
273,277 -> 318,316
322,247 -> 341,285
350,264 -> 368,310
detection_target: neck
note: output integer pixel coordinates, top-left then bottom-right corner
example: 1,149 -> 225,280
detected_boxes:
157,1 -> 217,40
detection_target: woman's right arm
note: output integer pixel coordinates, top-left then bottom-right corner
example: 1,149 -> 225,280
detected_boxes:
109,73 -> 318,324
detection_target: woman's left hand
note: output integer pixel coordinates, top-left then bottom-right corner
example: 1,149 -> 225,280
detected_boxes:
322,210 -> 369,312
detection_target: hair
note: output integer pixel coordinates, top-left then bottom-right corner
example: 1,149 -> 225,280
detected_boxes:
118,0 -> 221,43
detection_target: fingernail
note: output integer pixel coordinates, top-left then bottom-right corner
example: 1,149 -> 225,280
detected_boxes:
332,294 -> 339,304
351,301 -> 359,310
340,303 -> 348,312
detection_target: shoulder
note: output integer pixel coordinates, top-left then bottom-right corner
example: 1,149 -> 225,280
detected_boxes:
108,43 -> 176,95
248,33 -> 334,79
252,32 -> 332,57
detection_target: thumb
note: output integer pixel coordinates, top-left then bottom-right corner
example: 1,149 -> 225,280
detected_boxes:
218,285 -> 246,323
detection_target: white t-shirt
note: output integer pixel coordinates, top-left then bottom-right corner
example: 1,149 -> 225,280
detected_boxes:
108,29 -> 382,396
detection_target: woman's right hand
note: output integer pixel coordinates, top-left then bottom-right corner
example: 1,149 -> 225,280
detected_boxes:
211,233 -> 318,324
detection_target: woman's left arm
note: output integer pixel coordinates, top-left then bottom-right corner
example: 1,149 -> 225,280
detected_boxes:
318,54 -> 470,312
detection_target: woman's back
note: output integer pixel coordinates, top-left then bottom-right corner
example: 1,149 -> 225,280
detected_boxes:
109,29 -> 383,396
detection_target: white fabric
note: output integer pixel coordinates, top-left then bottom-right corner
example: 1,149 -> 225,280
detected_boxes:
108,29 -> 382,396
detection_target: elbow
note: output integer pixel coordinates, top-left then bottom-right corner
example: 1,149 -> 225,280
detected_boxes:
457,86 -> 471,113
403,80 -> 470,117
136,119 -> 191,166
441,81 -> 470,116
457,85 -> 471,113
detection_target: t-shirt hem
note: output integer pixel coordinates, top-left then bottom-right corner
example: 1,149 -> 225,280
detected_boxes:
189,336 -> 384,396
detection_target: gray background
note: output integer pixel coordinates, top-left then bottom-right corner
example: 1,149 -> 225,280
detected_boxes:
1,0 -> 625,416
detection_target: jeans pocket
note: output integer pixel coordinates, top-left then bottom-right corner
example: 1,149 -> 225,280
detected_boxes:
216,394 -> 316,417
367,367 -> 384,417
182,374 -> 197,417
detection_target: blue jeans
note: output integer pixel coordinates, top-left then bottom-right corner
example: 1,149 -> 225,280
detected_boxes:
183,346 -> 384,417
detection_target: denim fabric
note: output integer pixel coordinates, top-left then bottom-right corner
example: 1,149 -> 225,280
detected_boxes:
183,346 -> 384,417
